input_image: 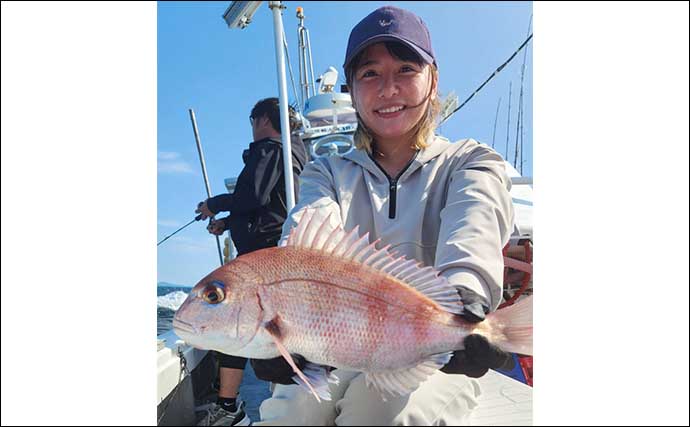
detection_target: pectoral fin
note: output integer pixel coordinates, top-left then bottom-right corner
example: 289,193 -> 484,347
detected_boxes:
262,316 -> 331,402
291,362 -> 339,402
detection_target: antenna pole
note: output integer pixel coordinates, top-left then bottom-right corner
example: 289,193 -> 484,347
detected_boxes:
269,1 -> 296,212
297,7 -> 307,108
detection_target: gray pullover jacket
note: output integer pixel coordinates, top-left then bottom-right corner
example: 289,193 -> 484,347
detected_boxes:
281,136 -> 514,311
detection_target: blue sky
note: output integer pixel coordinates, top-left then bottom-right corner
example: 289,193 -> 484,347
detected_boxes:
157,1 -> 533,286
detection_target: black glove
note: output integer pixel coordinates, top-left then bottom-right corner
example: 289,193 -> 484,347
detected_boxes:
250,355 -> 307,385
441,287 -> 515,377
456,286 -> 489,322
441,334 -> 515,377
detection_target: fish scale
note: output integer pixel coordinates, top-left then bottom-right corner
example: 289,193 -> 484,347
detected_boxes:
174,210 -> 533,401
251,246 -> 465,371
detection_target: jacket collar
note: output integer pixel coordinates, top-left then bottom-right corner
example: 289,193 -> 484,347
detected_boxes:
251,136 -> 282,146
342,135 -> 455,180
246,136 -> 307,167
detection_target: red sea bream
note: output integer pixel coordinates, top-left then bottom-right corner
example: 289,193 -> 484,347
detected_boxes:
173,211 -> 533,401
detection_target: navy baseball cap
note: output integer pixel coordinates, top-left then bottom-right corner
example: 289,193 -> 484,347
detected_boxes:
343,6 -> 436,71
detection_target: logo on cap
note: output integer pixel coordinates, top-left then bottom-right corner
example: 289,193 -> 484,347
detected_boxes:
344,6 -> 437,69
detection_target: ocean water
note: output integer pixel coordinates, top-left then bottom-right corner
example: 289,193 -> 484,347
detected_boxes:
157,286 -> 189,335
158,284 -> 272,422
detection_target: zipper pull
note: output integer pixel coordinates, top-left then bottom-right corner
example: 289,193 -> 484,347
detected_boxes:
388,179 -> 398,219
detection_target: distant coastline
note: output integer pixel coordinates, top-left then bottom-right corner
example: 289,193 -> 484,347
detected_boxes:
157,281 -> 192,288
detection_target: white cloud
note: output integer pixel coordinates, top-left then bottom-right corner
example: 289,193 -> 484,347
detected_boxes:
157,219 -> 181,228
169,236 -> 217,252
158,151 -> 180,160
158,151 -> 194,174
158,161 -> 194,174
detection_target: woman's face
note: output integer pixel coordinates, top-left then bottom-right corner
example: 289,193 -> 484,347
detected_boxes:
351,43 -> 436,144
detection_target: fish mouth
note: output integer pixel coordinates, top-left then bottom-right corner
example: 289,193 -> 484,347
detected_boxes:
172,318 -> 198,335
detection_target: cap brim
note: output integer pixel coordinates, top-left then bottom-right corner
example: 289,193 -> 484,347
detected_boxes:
343,34 -> 435,70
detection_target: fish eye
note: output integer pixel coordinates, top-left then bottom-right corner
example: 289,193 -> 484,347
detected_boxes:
202,281 -> 226,305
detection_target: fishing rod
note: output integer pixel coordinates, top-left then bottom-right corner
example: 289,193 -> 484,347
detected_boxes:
513,16 -> 532,168
491,97 -> 501,149
439,33 -> 533,126
518,16 -> 532,174
505,81 -> 512,160
157,214 -> 203,246
189,108 -> 225,266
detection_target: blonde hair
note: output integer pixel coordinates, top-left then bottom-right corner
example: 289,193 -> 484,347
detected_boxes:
352,67 -> 440,155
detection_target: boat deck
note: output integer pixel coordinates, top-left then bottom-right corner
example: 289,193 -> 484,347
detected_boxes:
158,332 -> 533,425
470,370 -> 533,426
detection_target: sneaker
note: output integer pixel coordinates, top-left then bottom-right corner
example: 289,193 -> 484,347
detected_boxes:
197,400 -> 251,426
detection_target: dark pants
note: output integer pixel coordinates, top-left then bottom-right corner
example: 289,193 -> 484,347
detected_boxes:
216,351 -> 247,370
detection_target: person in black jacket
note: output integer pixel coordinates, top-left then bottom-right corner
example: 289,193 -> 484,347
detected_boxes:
194,97 -> 307,426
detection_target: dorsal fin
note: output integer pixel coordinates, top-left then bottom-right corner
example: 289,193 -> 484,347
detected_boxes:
285,209 -> 464,314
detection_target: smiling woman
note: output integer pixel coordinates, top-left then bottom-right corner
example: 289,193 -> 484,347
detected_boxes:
155,2 -> 537,425
250,6 -> 520,425
348,42 -> 441,177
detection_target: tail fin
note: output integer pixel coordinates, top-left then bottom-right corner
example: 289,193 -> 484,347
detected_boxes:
486,296 -> 533,355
